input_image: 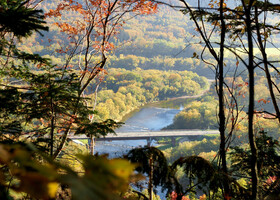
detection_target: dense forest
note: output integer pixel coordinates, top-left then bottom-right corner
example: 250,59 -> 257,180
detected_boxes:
94,68 -> 208,120
1,0 -> 280,200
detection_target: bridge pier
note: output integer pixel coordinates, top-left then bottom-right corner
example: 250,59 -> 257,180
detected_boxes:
171,137 -> 176,147
88,137 -> 96,155
147,137 -> 153,147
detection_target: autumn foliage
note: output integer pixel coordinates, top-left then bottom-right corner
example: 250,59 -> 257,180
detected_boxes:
43,0 -> 158,158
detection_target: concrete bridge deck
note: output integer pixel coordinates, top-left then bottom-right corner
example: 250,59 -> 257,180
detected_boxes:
69,129 -> 219,141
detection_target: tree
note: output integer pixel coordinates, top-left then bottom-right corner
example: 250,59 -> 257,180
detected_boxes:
44,0 -> 158,157
0,0 -> 48,38
211,2 -> 280,198
0,2 -> 137,198
176,0 -> 234,198
126,146 -> 170,200
230,131 -> 280,199
0,0 -> 126,158
0,0 -> 54,152
0,143 -> 136,199
126,147 -> 238,200
153,0 -> 280,199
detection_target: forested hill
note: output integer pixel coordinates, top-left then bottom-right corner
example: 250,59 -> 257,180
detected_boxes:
15,1 -> 213,122
19,2 -> 216,77
20,3 -> 280,79
115,6 -> 197,58
92,68 -> 209,120
110,4 -> 280,75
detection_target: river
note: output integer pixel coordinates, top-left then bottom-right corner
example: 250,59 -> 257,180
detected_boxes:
94,106 -> 182,157
93,81 -> 213,157
91,86 -> 211,199
92,106 -> 182,199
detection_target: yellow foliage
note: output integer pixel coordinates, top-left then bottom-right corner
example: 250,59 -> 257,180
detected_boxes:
47,182 -> 59,198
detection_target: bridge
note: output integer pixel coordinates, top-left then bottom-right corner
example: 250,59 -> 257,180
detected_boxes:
69,129 -> 219,148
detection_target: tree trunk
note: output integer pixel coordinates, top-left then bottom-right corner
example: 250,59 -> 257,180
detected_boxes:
148,154 -> 153,200
245,4 -> 259,199
90,136 -> 95,155
218,0 -> 229,198
255,7 -> 280,124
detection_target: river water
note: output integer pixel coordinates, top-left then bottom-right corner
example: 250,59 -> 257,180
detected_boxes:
90,94 -> 208,198
83,82 -> 211,157
93,81 -> 212,157
94,107 -> 181,157
90,107 -> 182,199
117,107 -> 182,132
